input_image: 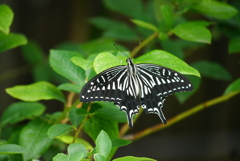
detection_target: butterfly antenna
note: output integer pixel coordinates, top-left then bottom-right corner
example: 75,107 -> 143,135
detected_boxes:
114,44 -> 130,58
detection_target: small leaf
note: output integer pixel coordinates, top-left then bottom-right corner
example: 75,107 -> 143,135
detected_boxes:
111,139 -> 132,148
160,5 -> 174,31
95,130 -> 112,158
71,56 -> 93,70
80,39 -> 120,55
0,32 -> 27,53
49,50 -> 85,86
94,153 -> 107,161
68,143 -> 87,158
58,83 -> 82,93
94,52 -> 124,74
228,37 -> 240,54
57,135 -> 93,150
76,108 -> 90,116
103,0 -> 143,18
131,19 -> 158,32
134,50 -> 200,77
191,1 -> 238,19
90,17 -> 138,41
83,115 -> 118,141
19,118 -> 52,161
47,124 -> 73,139
191,60 -> 232,81
224,78 -> 240,95
0,144 -> 25,154
173,22 -> 211,44
95,102 -> 127,123
69,108 -> 85,128
0,102 -> 45,126
6,81 -> 66,103
0,4 -> 13,34
52,153 -> 68,161
113,156 -> 157,161
69,153 -> 84,161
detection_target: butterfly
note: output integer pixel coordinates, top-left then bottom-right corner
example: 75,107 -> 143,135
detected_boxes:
80,58 -> 193,128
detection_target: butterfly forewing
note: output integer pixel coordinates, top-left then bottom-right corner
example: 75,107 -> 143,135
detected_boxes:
80,65 -> 128,103
137,64 -> 193,96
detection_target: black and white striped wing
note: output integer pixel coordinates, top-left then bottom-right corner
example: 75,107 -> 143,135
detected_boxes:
137,64 -> 193,121
80,65 -> 128,103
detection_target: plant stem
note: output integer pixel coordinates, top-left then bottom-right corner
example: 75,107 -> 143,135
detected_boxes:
125,91 -> 240,141
130,32 -> 159,58
73,103 -> 92,143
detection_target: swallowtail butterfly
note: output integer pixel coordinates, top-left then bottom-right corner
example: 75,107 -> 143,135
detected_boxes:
80,57 -> 193,128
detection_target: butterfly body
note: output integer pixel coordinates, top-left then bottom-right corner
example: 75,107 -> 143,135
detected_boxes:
80,58 -> 193,127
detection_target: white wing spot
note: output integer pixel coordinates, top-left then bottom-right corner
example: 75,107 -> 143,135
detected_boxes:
161,78 -> 166,84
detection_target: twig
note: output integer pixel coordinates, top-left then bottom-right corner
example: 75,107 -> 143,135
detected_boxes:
124,91 -> 240,141
130,32 -> 159,58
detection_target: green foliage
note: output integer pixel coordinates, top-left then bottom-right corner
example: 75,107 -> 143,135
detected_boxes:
0,4 -> 27,53
1,1 -> 240,161
6,81 -> 66,103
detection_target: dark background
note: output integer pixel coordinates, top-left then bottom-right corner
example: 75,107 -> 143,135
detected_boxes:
0,0 -> 240,161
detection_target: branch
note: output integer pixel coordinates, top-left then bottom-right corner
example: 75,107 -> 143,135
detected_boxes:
130,32 -> 159,58
124,91 -> 240,141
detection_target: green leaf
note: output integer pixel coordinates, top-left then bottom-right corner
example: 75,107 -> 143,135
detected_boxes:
173,22 -> 211,44
191,1 -> 238,19
134,50 -> 200,77
103,0 -> 143,18
80,39 -> 120,55
224,78 -> 240,95
0,32 -> 27,53
6,81 -> 66,103
131,19 -> 158,32
111,139 -> 132,148
160,5 -> 174,31
191,60 -> 232,81
113,156 -> 157,161
90,17 -> 138,41
95,102 -> 127,123
21,40 -> 44,66
228,37 -> 240,54
57,135 -> 93,150
83,115 -> 118,141
71,56 -> 93,70
69,108 -> 85,128
94,153 -> 107,161
95,130 -> 112,158
49,50 -> 85,86
52,153 -> 68,161
0,144 -> 25,154
68,143 -> 87,158
94,52 -> 124,74
19,118 -> 52,161
76,108 -> 90,116
47,124 -> 73,139
0,102 -> 45,126
58,83 -> 82,93
0,5 -> 13,34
